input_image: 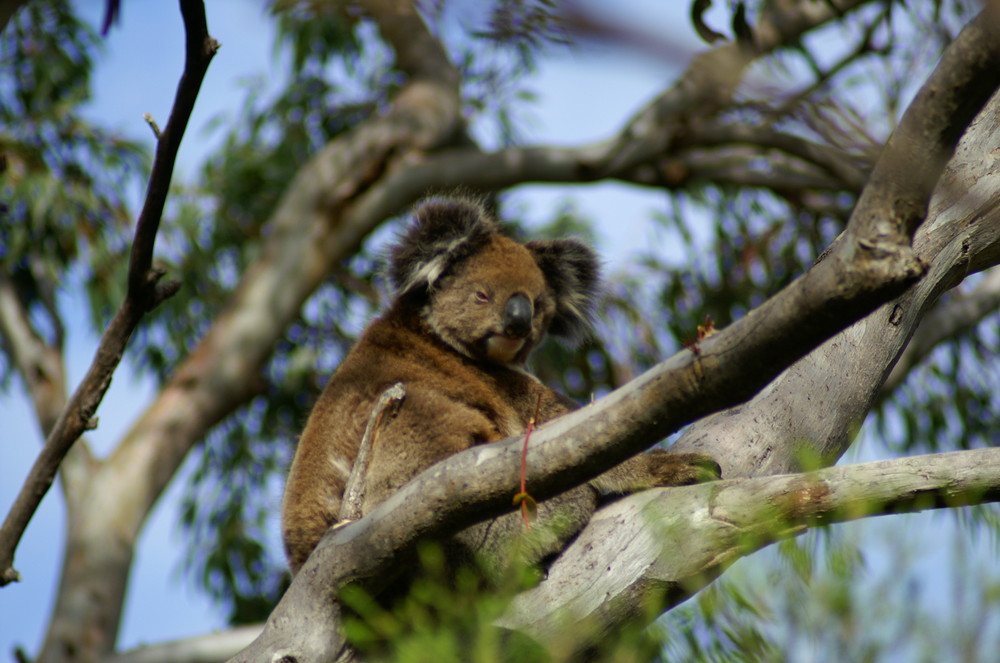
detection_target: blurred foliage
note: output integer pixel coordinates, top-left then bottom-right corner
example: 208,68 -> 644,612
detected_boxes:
179,398 -> 292,623
4,0 -> 1000,654
634,188 -> 845,362
878,316 -> 1000,455
314,511 -> 1000,662
662,515 -> 1000,662
423,0 -> 570,145
339,540 -> 668,663
0,0 -> 147,388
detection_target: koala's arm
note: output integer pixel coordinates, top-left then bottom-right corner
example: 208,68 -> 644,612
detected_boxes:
530,384 -> 720,495
590,450 -> 721,495
282,431 -> 349,574
281,387 -> 368,574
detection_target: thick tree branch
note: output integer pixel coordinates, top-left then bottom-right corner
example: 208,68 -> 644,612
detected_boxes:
848,5 -> 1000,250
127,445 -> 1000,663
672,19 -> 1000,475
499,447 -> 1000,649
881,266 -> 1000,396
107,626 -> 261,663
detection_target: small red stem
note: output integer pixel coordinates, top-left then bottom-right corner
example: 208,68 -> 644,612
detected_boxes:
519,393 -> 543,528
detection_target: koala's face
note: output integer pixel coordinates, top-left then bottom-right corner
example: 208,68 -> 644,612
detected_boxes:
424,236 -> 556,366
390,198 -> 599,367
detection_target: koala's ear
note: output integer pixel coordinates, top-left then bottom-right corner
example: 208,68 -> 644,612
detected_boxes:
389,198 -> 498,294
526,239 -> 600,340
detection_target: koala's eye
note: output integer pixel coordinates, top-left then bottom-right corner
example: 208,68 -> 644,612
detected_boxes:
474,290 -> 490,303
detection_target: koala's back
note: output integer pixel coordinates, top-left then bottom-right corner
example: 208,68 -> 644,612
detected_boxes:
281,301 -> 570,573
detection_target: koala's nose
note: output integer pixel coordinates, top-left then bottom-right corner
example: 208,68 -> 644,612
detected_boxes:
503,294 -> 533,338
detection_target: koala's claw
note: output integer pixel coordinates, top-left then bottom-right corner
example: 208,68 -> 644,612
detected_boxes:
646,450 -> 722,487
691,456 -> 723,483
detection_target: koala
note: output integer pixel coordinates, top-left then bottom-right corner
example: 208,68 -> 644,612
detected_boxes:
281,198 -> 719,579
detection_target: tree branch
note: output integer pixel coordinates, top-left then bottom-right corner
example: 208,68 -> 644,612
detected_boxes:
0,273 -> 67,435
107,625 -> 261,663
881,265 -> 1000,396
340,383 -> 407,521
595,0 -> 877,177
678,122 -> 870,191
0,0 -> 218,588
124,445 -> 1000,663
361,0 -> 457,88
848,5 -> 1000,250
498,447 -> 1000,649
673,102 -> 1000,474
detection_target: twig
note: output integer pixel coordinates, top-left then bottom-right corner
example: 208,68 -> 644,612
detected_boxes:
143,112 -> 162,139
0,0 -> 219,587
339,383 -> 407,522
513,393 -> 542,529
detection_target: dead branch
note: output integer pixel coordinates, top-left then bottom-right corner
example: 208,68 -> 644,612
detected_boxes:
340,383 -> 407,522
0,0 -> 219,587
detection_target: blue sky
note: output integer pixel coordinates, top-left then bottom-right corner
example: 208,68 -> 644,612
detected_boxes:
1,1 -> 995,658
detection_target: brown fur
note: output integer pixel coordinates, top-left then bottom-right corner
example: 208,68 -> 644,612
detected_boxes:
281,198 -> 718,577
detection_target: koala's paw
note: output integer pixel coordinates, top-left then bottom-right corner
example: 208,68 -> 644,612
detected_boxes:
646,450 -> 721,486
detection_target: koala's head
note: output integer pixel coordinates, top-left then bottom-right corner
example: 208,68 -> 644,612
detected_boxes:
389,198 -> 599,366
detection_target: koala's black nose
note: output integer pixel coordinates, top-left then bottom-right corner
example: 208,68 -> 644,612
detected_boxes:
503,294 -> 533,338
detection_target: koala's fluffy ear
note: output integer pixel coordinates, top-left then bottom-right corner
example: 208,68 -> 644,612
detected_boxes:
389,199 -> 498,294
526,239 -> 600,340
